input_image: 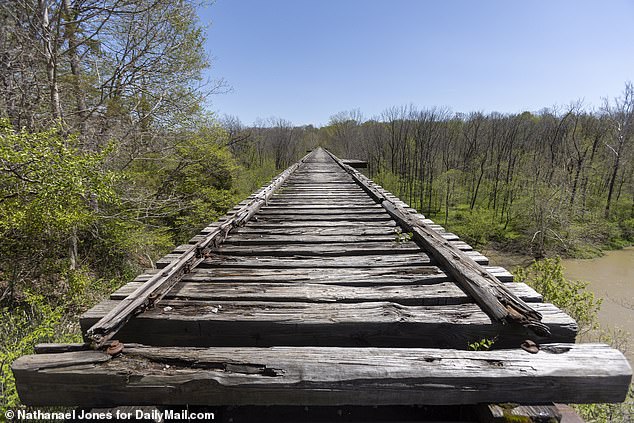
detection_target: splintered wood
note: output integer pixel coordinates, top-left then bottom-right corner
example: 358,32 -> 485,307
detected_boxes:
12,148 -> 632,410
12,344 -> 632,406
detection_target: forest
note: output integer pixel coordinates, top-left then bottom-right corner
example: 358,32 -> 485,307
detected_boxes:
320,101 -> 634,258
0,0 -> 632,419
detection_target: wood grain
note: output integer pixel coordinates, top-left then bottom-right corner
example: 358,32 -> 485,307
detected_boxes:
80,300 -> 577,348
13,343 -> 631,407
109,281 -> 542,304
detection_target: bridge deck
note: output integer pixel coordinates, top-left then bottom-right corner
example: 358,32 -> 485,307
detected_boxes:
12,149 -> 631,414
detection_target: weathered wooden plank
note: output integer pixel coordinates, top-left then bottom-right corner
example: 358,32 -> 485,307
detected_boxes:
110,281 -> 542,304
125,264 -> 515,284
271,193 -> 372,199
266,202 -> 378,208
268,197 -> 376,203
220,235 -> 477,251
262,204 -> 382,210
463,250 -> 489,265
184,227 -> 397,245
258,209 -> 388,216
279,186 -> 360,189
160,245 -> 484,268
232,226 -> 400,236
449,241 -> 472,251
223,234 -> 400,244
34,343 -> 91,354
181,265 -> 449,285
341,159 -> 368,168
253,214 -> 394,221
248,220 -> 396,228
80,301 -> 577,348
230,225 -> 461,240
211,242 -> 423,257
181,253 -> 435,269
13,343 -> 631,407
244,220 -> 398,228
485,266 -> 513,282
283,181 -> 357,186
276,186 -> 363,190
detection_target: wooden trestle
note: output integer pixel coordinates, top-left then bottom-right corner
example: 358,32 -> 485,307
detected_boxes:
13,148 -> 631,418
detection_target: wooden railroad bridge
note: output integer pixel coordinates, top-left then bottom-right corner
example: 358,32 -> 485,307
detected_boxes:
13,148 -> 631,422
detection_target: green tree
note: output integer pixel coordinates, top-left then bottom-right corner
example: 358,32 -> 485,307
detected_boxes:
0,120 -> 118,300
514,257 -> 602,332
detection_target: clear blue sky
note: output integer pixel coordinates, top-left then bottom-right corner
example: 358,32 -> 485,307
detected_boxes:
198,0 -> 634,126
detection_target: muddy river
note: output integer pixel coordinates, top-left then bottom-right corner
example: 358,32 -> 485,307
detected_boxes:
561,248 -> 634,343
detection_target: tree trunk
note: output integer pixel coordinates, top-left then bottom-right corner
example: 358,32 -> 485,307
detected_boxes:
62,0 -> 89,137
39,0 -> 61,120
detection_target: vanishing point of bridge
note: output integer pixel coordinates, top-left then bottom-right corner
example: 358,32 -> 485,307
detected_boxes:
13,148 -> 631,422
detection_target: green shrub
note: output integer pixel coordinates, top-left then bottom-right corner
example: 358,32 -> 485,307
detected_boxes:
618,218 -> 634,243
467,337 -> 496,351
0,292 -> 67,414
514,257 -> 602,332
575,381 -> 634,422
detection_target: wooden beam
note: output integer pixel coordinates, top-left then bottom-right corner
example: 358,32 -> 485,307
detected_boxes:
85,151 -> 313,348
325,149 -> 550,336
12,343 -> 631,407
200,253 -> 435,268
80,300 -> 576,348
212,241 -> 423,257
112,266 -> 520,292
341,159 -> 368,168
108,281 -> 542,305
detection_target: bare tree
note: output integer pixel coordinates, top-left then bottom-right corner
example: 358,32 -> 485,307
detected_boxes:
602,82 -> 634,218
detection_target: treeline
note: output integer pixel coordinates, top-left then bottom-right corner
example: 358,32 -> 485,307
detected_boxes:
320,95 -> 633,258
220,117 -> 311,166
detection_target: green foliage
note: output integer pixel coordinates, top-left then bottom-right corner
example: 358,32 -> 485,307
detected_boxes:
233,158 -> 279,197
0,121 -> 121,304
467,337 -> 496,351
618,218 -> 634,243
119,126 -> 240,243
575,381 -> 634,422
0,119 -> 118,235
446,206 -> 513,247
394,228 -> 413,243
170,133 -> 239,239
373,171 -> 403,201
514,257 -> 602,332
93,220 -> 175,275
0,292 -> 68,414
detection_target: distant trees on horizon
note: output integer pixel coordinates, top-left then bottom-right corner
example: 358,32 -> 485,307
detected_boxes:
220,83 -> 633,258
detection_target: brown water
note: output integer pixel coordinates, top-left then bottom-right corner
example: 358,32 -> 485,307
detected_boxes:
561,248 -> 634,361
